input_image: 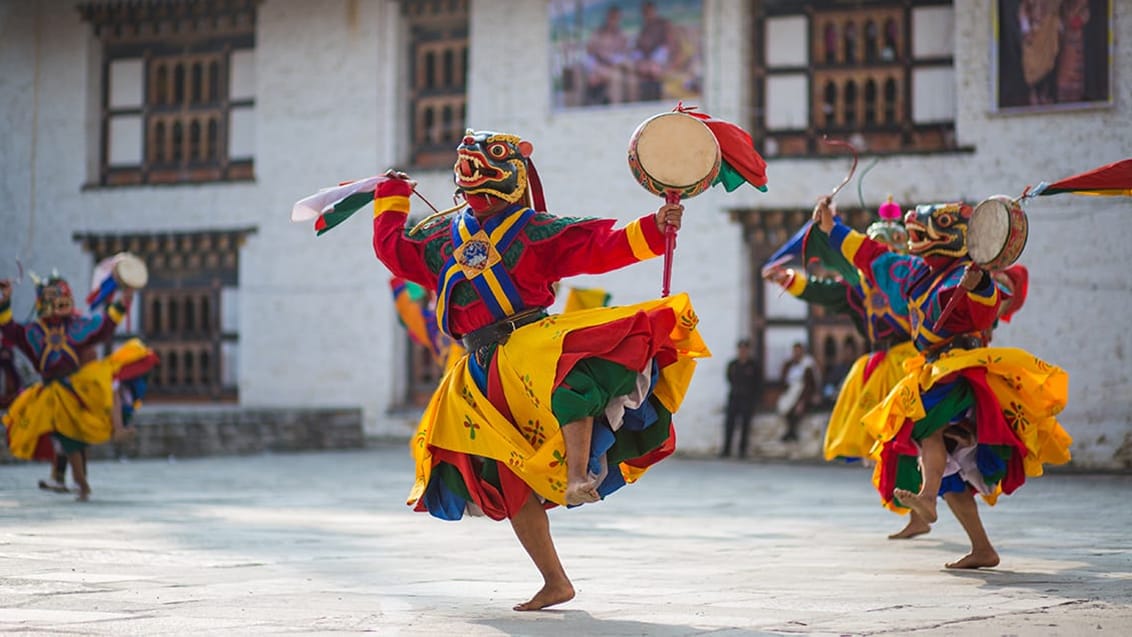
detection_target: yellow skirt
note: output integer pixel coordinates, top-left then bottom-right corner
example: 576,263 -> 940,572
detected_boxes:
3,360 -> 116,458
407,293 -> 709,510
2,338 -> 158,459
823,341 -> 917,461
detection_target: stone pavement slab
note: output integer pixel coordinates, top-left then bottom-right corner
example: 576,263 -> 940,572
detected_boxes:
1,447 -> 1130,636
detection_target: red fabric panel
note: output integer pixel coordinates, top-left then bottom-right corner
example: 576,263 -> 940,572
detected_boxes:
31,433 -> 56,462
958,368 -> 1029,494
677,108 -> 768,188
1046,158 -> 1132,192
554,308 -> 677,388
486,355 -> 515,424
862,350 -> 887,383
875,418 -> 918,500
427,448 -> 510,521
116,353 -> 160,381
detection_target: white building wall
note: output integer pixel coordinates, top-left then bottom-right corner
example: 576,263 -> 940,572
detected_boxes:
459,0 -> 752,455
2,0 -> 1130,466
0,0 -> 408,438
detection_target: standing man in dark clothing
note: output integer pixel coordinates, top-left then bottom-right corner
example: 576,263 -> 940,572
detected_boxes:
721,339 -> 761,458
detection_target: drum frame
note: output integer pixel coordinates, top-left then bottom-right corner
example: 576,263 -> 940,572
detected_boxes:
968,195 -> 1029,271
627,112 -> 721,200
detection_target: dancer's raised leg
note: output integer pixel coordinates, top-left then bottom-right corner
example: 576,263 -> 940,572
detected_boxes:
893,428 -> 946,523
561,416 -> 600,505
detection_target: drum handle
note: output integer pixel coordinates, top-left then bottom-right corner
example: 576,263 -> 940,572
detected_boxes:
662,190 -> 680,298
935,264 -> 981,327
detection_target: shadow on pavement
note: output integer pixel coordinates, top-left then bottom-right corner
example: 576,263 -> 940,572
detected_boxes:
472,609 -> 776,637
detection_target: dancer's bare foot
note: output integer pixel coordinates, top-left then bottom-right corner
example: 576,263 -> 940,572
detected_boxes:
75,487 -> 91,502
894,488 -> 938,523
888,516 -> 932,540
564,479 -> 600,506
38,480 -> 70,494
946,550 -> 1000,569
513,580 -> 575,611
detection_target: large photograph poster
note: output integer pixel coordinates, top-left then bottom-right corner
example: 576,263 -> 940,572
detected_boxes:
994,0 -> 1112,112
550,0 -> 703,109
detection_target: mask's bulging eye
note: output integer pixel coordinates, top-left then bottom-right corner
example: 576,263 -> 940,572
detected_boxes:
936,213 -> 954,228
488,143 -> 509,159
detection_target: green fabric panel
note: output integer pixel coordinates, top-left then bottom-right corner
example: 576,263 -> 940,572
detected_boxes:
606,398 -> 673,465
53,433 -> 88,454
479,456 -> 502,490
550,358 -> 639,425
713,160 -> 768,193
713,161 -> 747,193
315,193 -> 371,236
797,277 -> 853,310
525,212 -> 595,243
404,280 -> 428,302
435,462 -> 472,501
416,221 -> 451,276
804,226 -> 860,285
891,455 -> 923,506
911,383 -> 975,441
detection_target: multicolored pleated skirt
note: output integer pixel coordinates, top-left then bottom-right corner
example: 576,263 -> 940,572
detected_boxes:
863,347 -> 1072,513
406,293 -> 709,521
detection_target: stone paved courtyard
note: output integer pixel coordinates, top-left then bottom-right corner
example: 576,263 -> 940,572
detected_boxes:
2,446 -> 1131,636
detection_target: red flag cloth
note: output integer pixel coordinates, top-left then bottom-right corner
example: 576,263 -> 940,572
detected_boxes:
997,265 -> 1029,324
675,104 -> 768,189
1037,158 -> 1132,196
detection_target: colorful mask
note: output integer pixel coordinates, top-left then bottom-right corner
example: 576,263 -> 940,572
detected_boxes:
903,202 -> 972,259
866,196 -> 908,254
453,130 -> 534,207
35,277 -> 74,319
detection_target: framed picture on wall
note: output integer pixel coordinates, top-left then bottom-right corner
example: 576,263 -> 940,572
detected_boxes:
549,0 -> 703,110
993,0 -> 1113,112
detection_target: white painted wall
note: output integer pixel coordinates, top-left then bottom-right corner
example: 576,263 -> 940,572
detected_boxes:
2,0 -> 1130,467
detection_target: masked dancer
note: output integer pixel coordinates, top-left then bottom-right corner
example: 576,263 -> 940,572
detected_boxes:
812,198 -> 1071,569
1,275 -> 134,501
307,129 -> 710,610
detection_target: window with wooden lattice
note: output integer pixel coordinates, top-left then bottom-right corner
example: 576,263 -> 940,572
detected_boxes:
734,207 -> 875,411
404,0 -> 468,168
753,0 -> 958,158
75,229 -> 254,402
79,0 -> 256,186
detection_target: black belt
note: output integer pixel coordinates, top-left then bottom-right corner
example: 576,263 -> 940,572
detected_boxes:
462,308 -> 547,353
924,334 -> 984,362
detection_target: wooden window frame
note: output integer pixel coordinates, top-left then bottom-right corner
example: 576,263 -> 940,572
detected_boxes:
404,0 -> 469,169
753,0 -> 958,158
74,228 -> 255,403
734,207 -> 875,411
80,0 -> 256,187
